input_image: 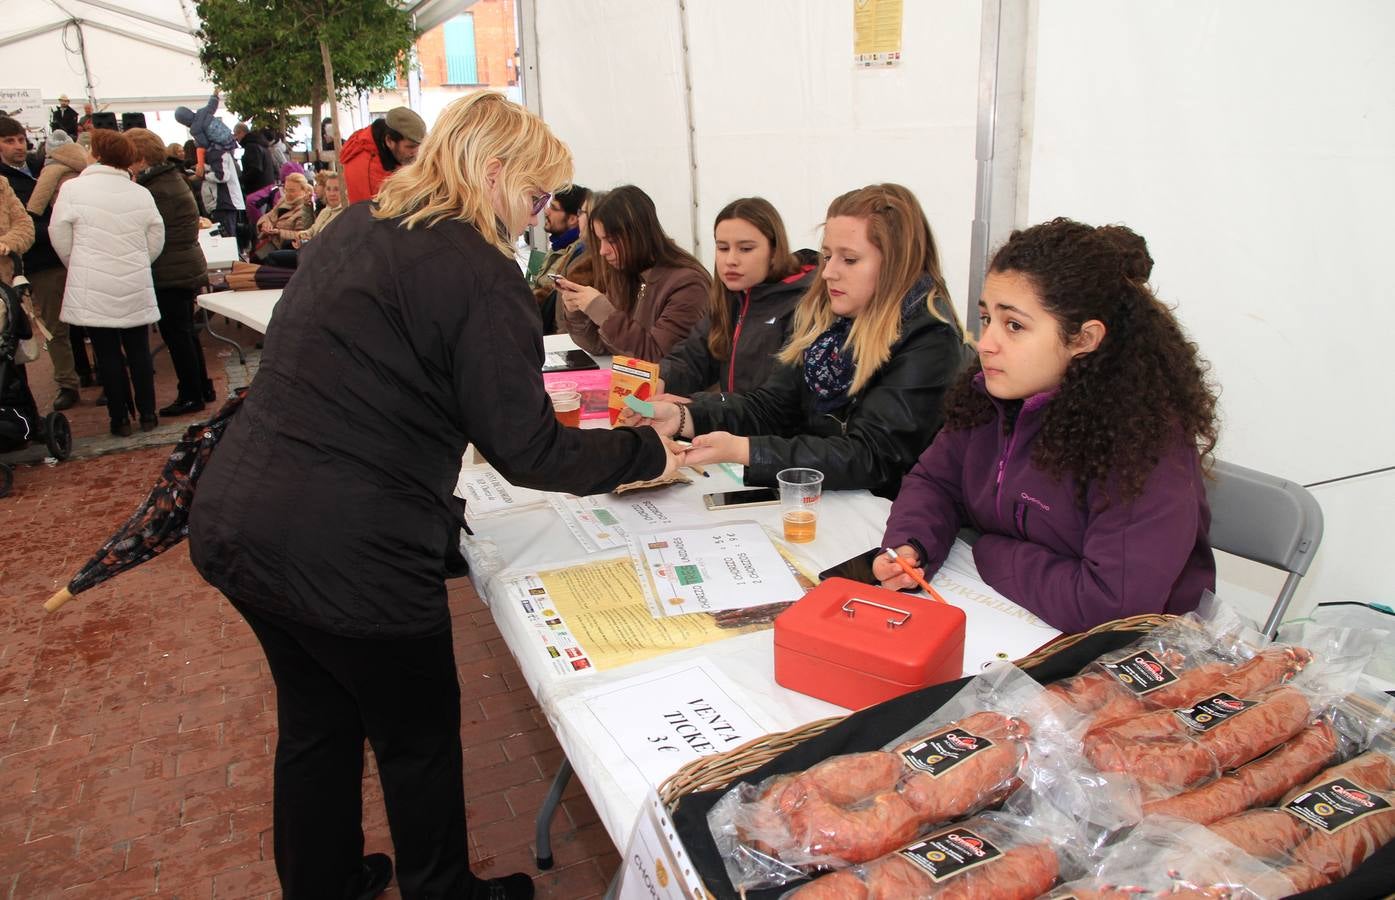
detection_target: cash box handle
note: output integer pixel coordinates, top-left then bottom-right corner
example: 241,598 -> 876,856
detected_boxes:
841,597 -> 912,629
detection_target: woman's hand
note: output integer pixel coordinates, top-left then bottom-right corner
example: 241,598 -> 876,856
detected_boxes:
257,216 -> 275,235
617,399 -> 683,437
871,545 -> 924,591
684,432 -> 750,466
660,436 -> 687,480
0,242 -> 9,257
556,276 -> 602,314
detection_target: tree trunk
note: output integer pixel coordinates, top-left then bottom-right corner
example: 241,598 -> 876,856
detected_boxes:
319,37 -> 342,178
309,84 -> 323,162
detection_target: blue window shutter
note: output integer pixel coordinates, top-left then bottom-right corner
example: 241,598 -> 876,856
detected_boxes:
443,15 -> 478,85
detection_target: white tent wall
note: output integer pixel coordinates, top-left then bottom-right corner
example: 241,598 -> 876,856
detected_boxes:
534,0 -> 982,306
1025,0 -> 1395,620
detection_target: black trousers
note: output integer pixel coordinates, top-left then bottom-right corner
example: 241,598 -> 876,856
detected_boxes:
230,601 -> 476,900
69,325 -> 92,378
86,325 -> 155,424
263,248 -> 300,269
154,287 -> 205,403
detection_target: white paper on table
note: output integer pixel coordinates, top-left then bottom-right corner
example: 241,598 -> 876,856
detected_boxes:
930,542 -> 1061,672
614,790 -> 708,900
454,467 -> 550,516
549,492 -> 710,554
497,572 -> 598,678
548,495 -> 633,552
576,661 -> 773,788
632,521 -> 803,618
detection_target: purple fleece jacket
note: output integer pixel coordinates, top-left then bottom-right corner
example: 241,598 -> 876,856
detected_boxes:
882,378 -> 1215,633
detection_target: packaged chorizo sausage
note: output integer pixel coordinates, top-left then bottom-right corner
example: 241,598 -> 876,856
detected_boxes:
1082,625 -> 1385,798
1047,597 -> 1311,732
1142,688 -> 1395,824
707,663 -> 1070,892
781,808 -> 1072,900
1045,816 -> 1311,900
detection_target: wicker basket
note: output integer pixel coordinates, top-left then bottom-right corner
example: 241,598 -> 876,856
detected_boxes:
657,612 -> 1174,809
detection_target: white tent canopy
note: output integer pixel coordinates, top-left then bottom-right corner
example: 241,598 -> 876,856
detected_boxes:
1,0 -> 477,118
0,0 -> 215,113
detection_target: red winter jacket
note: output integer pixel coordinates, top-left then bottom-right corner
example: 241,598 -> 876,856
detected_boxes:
340,126 -> 391,204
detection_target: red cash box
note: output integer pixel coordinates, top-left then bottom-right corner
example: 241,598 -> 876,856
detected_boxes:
774,577 -> 966,710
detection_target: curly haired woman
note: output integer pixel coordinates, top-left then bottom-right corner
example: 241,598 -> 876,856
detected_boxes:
874,218 -> 1218,633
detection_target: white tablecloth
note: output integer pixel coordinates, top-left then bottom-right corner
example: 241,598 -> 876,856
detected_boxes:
462,335 -> 1060,847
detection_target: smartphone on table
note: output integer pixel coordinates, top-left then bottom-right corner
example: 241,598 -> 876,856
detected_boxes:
702,487 -> 780,510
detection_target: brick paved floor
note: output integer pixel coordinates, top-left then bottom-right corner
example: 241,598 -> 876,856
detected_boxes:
1,331 -> 619,898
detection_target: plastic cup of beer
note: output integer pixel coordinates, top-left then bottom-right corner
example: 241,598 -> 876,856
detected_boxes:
777,467 -> 824,543
546,380 -> 578,394
550,390 -> 582,428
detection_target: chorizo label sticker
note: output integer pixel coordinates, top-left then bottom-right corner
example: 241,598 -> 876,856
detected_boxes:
901,728 -> 994,777
1284,777 -> 1392,833
898,828 -> 1002,882
1174,692 -> 1257,732
1101,649 -> 1179,695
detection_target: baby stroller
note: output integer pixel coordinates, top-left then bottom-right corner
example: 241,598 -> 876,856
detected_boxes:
1,256 -> 72,497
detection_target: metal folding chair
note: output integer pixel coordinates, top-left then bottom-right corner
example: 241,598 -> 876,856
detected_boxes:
1205,459 -> 1324,638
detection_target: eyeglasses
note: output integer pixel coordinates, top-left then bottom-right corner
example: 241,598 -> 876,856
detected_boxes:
530,192 -> 552,216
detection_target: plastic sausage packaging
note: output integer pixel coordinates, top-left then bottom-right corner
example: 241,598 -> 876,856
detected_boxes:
783,811 -> 1064,900
1044,816 -> 1311,900
707,664 -> 1074,892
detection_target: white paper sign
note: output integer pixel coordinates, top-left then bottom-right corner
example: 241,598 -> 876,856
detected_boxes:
634,521 -> 803,618
580,662 -> 768,787
549,495 -> 632,552
455,467 -> 548,516
0,89 -> 47,136
614,791 -> 708,900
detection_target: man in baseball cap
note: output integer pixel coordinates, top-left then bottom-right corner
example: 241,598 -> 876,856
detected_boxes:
340,106 -> 426,204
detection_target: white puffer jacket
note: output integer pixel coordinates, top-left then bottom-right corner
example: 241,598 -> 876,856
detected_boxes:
51,164 -> 164,328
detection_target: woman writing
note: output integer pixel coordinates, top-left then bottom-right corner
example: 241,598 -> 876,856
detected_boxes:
49,128 -> 164,436
660,197 -> 814,395
189,93 -> 679,900
627,183 -> 966,498
556,184 -> 709,360
874,219 -> 1217,633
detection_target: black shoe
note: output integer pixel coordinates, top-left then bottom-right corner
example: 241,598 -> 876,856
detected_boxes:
79,373 -> 97,388
139,415 -> 159,432
202,381 -> 216,403
159,399 -> 206,417
110,420 -> 132,437
353,853 -> 393,900
471,873 -> 534,900
96,391 -> 107,406
52,388 -> 80,411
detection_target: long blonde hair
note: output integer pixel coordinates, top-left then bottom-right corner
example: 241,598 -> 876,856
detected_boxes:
778,184 -> 957,395
373,92 -> 573,256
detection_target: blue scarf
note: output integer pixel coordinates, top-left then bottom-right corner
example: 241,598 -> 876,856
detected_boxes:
803,274 -> 935,414
549,226 -> 580,251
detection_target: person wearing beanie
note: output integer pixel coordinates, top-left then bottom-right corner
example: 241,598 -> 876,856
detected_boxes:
340,106 -> 425,204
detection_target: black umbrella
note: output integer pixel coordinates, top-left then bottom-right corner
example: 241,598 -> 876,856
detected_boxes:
44,390 -> 245,612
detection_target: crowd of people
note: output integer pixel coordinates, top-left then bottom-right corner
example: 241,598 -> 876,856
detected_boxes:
0,98 -> 389,437
6,87 -> 1224,900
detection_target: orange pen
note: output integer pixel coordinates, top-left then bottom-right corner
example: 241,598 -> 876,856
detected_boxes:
882,547 -> 949,605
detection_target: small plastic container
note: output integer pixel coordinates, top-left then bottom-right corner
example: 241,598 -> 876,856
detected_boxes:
774,577 -> 966,710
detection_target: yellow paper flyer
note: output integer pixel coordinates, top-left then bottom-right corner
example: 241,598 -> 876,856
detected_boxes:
504,558 -> 763,674
853,0 -> 903,67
